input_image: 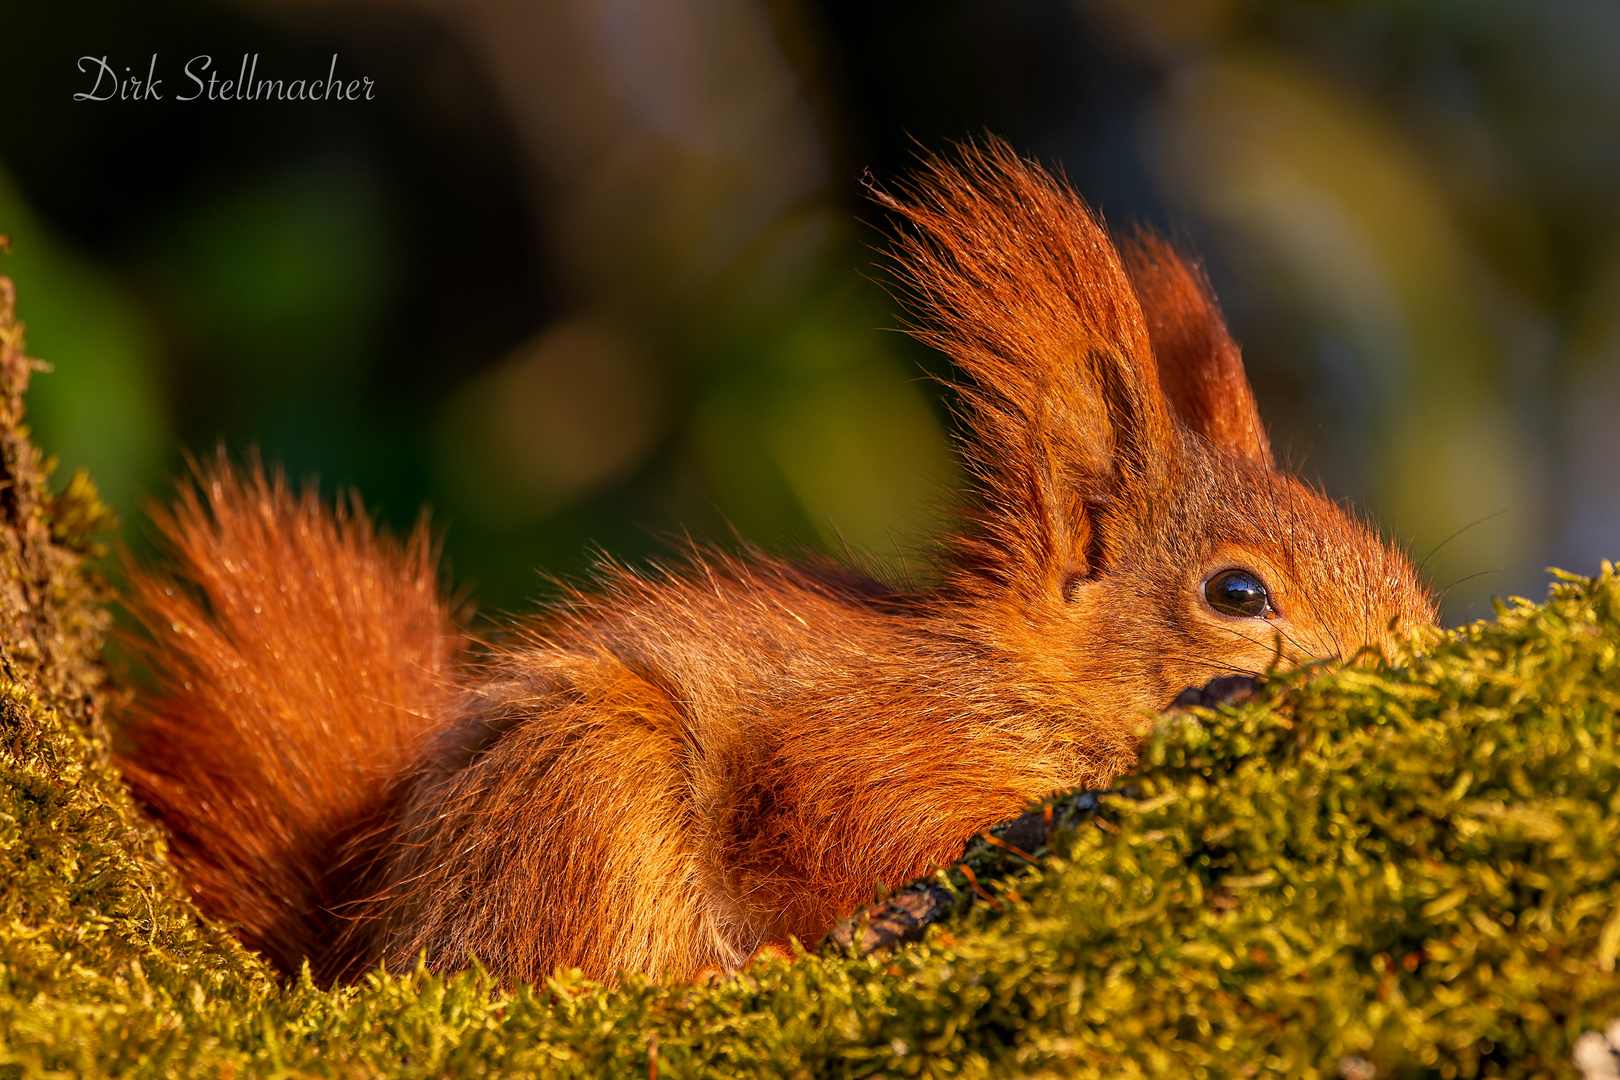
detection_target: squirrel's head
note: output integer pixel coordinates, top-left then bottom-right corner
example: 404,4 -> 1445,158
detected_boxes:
882,140 -> 1436,734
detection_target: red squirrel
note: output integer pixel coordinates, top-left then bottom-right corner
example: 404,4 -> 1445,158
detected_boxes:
118,140 -> 1436,986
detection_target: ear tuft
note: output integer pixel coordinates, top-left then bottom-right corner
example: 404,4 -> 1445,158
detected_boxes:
872,138 -> 1178,586
1121,232 -> 1271,465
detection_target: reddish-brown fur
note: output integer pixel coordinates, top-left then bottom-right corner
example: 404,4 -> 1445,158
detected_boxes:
119,466 -> 463,973
119,141 -> 1435,986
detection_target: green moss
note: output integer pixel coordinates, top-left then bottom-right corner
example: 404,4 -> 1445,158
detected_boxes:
3,272 -> 1620,1077
0,271 -> 270,1078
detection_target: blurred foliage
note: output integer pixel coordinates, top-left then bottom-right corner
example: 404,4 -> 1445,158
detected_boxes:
0,170 -> 168,530
0,0 -> 1617,619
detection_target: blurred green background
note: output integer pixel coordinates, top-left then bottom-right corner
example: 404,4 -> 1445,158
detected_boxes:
1,0 -> 1617,625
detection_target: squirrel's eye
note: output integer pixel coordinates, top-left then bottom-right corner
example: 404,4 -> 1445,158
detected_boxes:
1205,569 -> 1272,619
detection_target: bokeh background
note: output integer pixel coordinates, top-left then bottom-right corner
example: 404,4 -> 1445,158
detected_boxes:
1,0 -> 1617,625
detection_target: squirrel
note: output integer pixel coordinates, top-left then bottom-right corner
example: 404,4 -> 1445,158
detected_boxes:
116,140 -> 1436,986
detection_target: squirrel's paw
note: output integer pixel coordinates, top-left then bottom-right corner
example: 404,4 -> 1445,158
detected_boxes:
822,883 -> 954,958
1169,673 -> 1261,711
746,940 -> 796,968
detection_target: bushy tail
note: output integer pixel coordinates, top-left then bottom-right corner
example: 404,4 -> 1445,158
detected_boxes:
118,457 -> 463,974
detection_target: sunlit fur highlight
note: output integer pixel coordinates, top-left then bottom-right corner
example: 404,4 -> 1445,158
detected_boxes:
118,460 -> 463,974
119,139 -> 1436,987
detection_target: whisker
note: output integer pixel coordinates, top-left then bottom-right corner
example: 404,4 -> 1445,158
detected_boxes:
1435,567 -> 1510,601
1225,612 -> 1316,663
1097,649 -> 1263,677
1419,509 -> 1509,574
1086,640 -> 1267,676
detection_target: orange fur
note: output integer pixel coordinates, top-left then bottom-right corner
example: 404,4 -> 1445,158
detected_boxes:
119,140 -> 1435,986
119,461 -> 464,974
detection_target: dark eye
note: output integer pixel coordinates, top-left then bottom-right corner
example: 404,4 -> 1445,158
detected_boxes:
1204,568 -> 1273,619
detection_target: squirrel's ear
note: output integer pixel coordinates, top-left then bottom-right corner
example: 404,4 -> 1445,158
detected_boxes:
874,138 -> 1178,585
1121,232 -> 1272,466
